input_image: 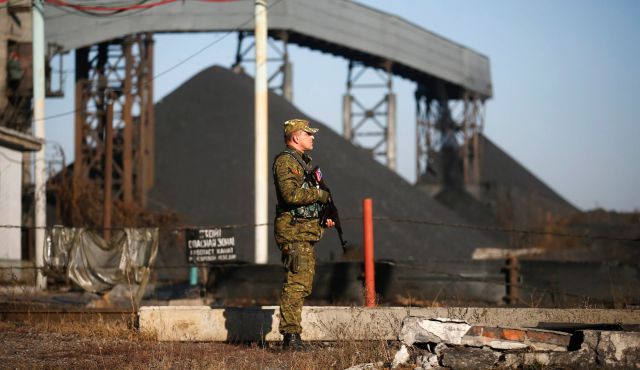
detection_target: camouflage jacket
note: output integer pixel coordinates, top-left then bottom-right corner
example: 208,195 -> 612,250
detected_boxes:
272,147 -> 324,245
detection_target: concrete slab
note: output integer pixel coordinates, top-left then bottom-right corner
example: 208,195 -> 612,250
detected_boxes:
138,306 -> 640,342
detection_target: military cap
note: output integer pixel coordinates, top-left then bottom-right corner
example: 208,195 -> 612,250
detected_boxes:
284,119 -> 319,136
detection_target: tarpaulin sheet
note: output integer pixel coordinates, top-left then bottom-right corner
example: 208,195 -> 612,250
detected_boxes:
44,227 -> 158,293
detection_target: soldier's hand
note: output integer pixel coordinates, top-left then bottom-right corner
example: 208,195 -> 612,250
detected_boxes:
317,189 -> 330,203
325,219 -> 335,228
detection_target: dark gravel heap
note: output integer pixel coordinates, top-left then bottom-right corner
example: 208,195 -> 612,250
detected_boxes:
479,133 -> 577,216
149,66 -> 497,264
433,133 -> 578,238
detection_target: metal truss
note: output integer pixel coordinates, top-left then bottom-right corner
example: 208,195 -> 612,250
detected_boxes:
73,33 -> 154,225
342,60 -> 397,170
232,30 -> 292,101
415,82 -> 485,188
46,43 -> 66,98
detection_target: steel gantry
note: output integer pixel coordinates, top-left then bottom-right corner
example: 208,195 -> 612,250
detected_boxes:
232,30 -> 292,102
342,60 -> 397,170
72,33 -> 155,226
415,81 -> 486,193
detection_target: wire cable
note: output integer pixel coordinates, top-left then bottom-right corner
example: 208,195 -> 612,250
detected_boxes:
0,215 -> 638,243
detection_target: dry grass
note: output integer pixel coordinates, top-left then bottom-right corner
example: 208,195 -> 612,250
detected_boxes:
0,317 -> 402,370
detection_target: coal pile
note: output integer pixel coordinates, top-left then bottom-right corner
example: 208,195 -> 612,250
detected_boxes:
478,134 -> 577,219
149,66 -> 497,264
426,134 -> 579,239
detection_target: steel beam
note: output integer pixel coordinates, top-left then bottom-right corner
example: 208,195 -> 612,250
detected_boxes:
415,83 -> 486,191
233,30 -> 292,102
343,60 -> 396,170
72,33 -> 154,225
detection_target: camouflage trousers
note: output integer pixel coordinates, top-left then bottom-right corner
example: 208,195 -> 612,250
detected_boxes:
278,241 -> 316,335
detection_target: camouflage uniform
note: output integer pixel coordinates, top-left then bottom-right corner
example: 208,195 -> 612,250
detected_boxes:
273,119 -> 328,335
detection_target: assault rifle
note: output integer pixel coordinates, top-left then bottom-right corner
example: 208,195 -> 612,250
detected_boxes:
308,166 -> 348,253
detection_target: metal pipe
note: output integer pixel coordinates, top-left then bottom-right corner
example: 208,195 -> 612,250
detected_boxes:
387,93 -> 396,171
32,0 -> 47,290
145,34 -> 155,194
342,94 -> 352,140
73,80 -> 84,226
254,0 -> 269,264
363,198 -> 375,307
103,102 -> 114,242
123,39 -> 134,205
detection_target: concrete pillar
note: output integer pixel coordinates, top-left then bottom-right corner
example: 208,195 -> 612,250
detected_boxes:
32,0 -> 47,290
0,37 -> 7,113
254,0 -> 269,264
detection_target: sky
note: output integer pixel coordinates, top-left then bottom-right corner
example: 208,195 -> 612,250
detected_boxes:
45,0 -> 640,212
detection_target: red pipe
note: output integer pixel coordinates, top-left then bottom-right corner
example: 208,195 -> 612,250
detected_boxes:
363,198 -> 375,307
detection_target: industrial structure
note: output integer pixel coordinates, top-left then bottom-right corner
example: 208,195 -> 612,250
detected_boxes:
42,0 -> 492,203
2,0 -> 493,279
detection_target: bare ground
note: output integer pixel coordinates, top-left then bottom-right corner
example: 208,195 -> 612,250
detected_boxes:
0,319 -> 403,370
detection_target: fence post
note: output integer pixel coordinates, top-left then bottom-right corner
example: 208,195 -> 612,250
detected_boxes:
363,198 -> 375,307
503,255 -> 520,305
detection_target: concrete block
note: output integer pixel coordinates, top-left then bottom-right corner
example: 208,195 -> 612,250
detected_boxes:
139,306 -> 279,341
139,306 -> 405,341
461,326 -> 570,351
582,330 -> 640,367
138,306 -> 640,342
440,346 -> 499,369
399,317 -> 470,346
525,328 -> 571,351
461,333 -> 529,350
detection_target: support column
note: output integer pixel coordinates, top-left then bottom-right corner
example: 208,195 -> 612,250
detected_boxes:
254,0 -> 269,264
232,30 -> 292,102
342,94 -> 352,140
72,34 -> 154,226
123,38 -> 134,205
32,0 -> 47,290
415,82 -> 486,191
144,34 -> 155,198
103,101 -> 114,241
386,92 -> 396,171
342,61 -> 396,170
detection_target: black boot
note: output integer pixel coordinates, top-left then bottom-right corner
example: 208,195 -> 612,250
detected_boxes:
282,333 -> 305,351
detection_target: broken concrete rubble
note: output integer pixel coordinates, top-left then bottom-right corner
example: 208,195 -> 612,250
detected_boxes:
396,316 -> 640,370
398,316 -> 471,346
461,326 -> 571,351
440,346 -> 499,369
391,344 -> 410,368
582,330 -> 640,368
415,354 -> 439,369
344,362 -> 384,370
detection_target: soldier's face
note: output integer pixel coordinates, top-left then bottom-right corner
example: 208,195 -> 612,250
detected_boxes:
296,131 -> 315,151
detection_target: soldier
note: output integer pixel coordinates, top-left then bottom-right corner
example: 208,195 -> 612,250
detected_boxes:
273,118 -> 335,350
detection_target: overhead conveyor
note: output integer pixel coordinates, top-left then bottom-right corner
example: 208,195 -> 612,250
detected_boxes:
44,0 -> 491,98
44,0 -> 492,193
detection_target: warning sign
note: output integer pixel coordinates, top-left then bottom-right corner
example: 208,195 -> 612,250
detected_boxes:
185,228 -> 237,264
